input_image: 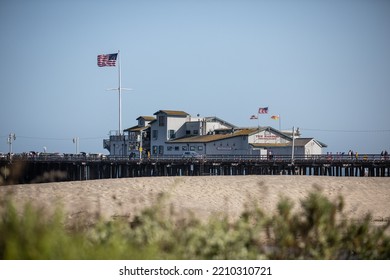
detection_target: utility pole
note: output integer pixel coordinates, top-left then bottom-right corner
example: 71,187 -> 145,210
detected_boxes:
73,137 -> 79,154
139,131 -> 143,160
7,133 -> 16,154
291,127 -> 295,165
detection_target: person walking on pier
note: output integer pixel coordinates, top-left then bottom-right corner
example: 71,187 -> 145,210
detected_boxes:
348,150 -> 354,160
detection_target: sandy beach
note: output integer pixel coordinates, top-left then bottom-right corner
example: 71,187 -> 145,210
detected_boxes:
1,176 -> 389,225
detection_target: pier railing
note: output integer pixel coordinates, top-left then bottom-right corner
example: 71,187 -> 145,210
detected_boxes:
1,153 -> 389,184
106,154 -> 389,163
2,153 -> 389,164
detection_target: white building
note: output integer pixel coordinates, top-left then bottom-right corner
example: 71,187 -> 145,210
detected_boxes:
103,109 -> 327,157
150,110 -> 237,157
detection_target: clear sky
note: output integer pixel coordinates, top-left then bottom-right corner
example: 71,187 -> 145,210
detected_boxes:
1,0 -> 389,154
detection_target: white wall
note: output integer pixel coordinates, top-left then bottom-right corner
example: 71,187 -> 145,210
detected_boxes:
205,121 -> 231,134
205,136 -> 250,155
150,113 -> 188,155
304,140 -> 323,156
248,130 -> 290,144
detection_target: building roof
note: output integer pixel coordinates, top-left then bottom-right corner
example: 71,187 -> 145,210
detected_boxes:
258,126 -> 293,140
123,125 -> 149,132
250,138 -> 327,148
168,128 -> 258,144
292,138 -> 327,148
154,110 -> 189,117
204,116 -> 237,128
250,143 -> 290,148
136,116 -> 155,121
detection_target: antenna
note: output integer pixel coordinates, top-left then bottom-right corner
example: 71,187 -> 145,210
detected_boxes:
106,88 -> 133,91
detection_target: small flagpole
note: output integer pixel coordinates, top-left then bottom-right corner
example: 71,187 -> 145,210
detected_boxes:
118,50 -> 122,135
279,115 -> 281,131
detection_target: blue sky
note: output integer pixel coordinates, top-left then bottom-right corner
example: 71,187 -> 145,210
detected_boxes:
1,0 -> 389,154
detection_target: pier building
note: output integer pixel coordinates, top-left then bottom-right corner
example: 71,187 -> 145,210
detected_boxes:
103,109 -> 327,158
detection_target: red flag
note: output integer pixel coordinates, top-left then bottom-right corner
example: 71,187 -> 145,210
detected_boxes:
97,53 -> 118,67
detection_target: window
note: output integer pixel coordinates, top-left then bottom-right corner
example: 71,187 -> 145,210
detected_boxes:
159,146 -> 164,155
193,130 -> 198,135
182,146 -> 188,151
190,146 -> 195,151
198,146 -> 203,151
152,146 -> 158,155
152,130 -> 158,140
168,130 -> 175,139
167,146 -> 173,151
186,130 -> 191,135
175,146 -> 180,151
159,116 -> 165,127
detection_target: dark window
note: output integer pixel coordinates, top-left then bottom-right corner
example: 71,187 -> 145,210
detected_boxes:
159,116 -> 165,127
169,130 -> 175,139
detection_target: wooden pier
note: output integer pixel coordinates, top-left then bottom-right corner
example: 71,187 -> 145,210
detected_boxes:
1,154 -> 389,185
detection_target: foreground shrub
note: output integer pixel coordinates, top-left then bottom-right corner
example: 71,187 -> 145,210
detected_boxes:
265,193 -> 390,259
0,191 -> 389,259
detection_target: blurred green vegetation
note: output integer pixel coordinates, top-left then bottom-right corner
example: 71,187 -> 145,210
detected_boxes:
1,191 -> 389,260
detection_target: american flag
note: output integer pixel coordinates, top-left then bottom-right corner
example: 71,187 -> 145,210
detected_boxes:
258,107 -> 269,114
97,53 -> 118,67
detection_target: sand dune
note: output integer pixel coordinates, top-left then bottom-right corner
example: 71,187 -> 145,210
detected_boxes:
1,176 -> 389,224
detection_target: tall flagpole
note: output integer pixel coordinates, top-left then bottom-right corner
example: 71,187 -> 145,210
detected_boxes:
100,50 -> 132,137
118,50 -> 122,135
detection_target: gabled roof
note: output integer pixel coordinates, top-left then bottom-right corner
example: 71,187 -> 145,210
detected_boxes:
168,128 -> 258,144
154,110 -> 189,117
136,116 -> 155,121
